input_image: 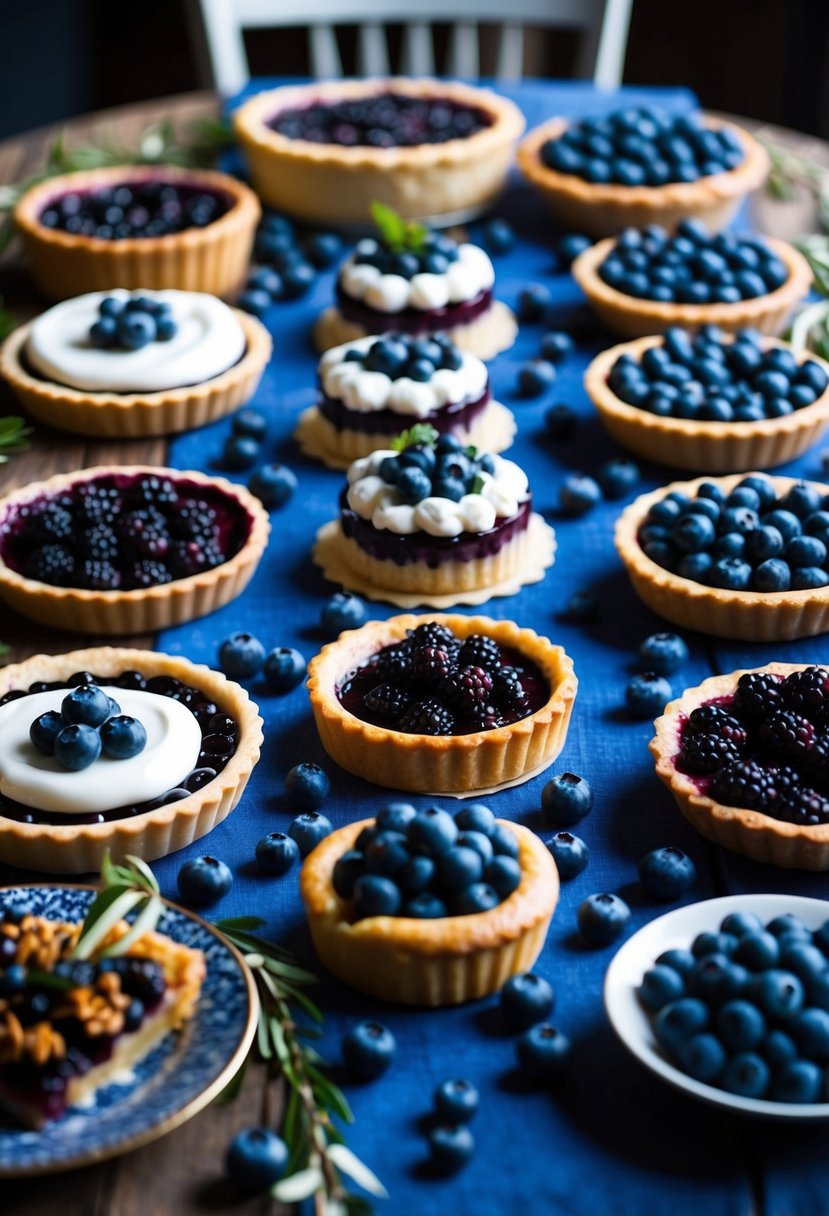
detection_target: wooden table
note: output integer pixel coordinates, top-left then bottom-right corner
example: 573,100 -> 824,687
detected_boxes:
0,89 -> 827,1216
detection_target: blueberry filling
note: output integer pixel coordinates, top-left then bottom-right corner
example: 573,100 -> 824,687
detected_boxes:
269,92 -> 492,148
38,180 -> 233,241
321,387 -> 491,436
337,280 -> 492,334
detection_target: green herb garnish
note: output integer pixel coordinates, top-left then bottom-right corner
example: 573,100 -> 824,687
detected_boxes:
370,201 -> 428,256
391,423 -> 439,451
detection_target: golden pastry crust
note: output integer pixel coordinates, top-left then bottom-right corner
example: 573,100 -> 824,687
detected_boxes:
306,613 -> 577,795
300,818 -> 559,1005
0,310 -> 271,439
615,471 -> 829,641
585,335 -> 829,472
572,235 -> 811,338
0,646 -> 263,874
233,78 -> 526,225
0,465 -> 270,635
13,166 -> 260,301
650,663 -> 829,870
312,298 -> 518,359
517,114 -> 769,238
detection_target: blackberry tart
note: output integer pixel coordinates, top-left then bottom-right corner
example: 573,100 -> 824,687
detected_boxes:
0,646 -> 262,873
233,77 -> 525,227
0,465 -> 269,634
295,332 -> 515,469
14,165 -> 260,301
306,614 -> 577,795
651,663 -> 829,869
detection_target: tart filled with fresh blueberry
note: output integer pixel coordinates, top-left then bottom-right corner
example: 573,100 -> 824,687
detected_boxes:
296,331 -> 515,469
14,165 -> 260,301
307,614 -> 577,795
572,220 -> 811,338
616,472 -> 829,641
651,663 -> 829,869
0,466 -> 269,635
300,800 -> 559,1005
0,289 -> 271,439
518,106 -> 768,238
0,645 -> 262,873
313,427 -> 554,608
586,325 -> 829,472
233,77 -> 525,227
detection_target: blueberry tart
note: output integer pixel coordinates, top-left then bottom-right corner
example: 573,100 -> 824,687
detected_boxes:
572,220 -> 811,338
14,165 -> 260,301
616,472 -> 829,640
651,663 -> 829,869
0,466 -> 269,634
518,107 -> 768,238
0,645 -> 262,873
312,431 -> 555,608
306,614 -> 577,795
0,290 -> 271,438
586,326 -> 829,472
233,77 -> 525,227
295,332 -> 515,469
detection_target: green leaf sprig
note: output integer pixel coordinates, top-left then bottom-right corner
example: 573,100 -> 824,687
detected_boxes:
71,854 -> 163,960
391,422 -> 439,451
370,201 -> 428,256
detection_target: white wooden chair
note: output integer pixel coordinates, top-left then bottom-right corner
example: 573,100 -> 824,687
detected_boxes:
192,0 -> 634,95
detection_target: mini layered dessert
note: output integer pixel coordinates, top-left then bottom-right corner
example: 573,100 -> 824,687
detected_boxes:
313,430 -> 554,608
296,331 -> 515,468
0,290 -> 271,438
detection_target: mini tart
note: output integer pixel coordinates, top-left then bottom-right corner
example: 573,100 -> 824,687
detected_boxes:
517,114 -> 769,238
586,336 -> 829,472
307,614 -> 577,795
0,465 -> 270,635
14,166 -> 260,301
572,236 -> 811,338
615,472 -> 829,641
233,77 -> 525,227
0,646 -> 262,873
300,817 -> 558,1005
0,308 -> 271,439
650,663 -> 829,870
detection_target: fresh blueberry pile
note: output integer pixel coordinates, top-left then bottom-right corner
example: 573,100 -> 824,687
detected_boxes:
270,93 -> 491,147
541,107 -> 744,186
638,474 -> 829,592
38,180 -> 229,240
371,431 -> 495,506
332,801 -> 522,920
239,213 -> 342,314
610,326 -> 828,422
641,910 -> 829,1102
337,332 -> 464,380
676,666 -> 829,826
89,294 -> 177,351
352,230 -> 461,278
599,220 -> 789,304
30,683 -> 146,772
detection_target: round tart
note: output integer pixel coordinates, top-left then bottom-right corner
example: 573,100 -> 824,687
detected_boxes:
306,614 -> 577,795
616,471 -> 829,641
295,332 -> 515,469
0,645 -> 262,873
518,109 -> 768,238
0,290 -> 271,438
14,165 -> 260,301
585,328 -> 829,472
0,465 -> 270,634
300,815 -> 558,1006
651,663 -> 829,870
233,77 -> 525,227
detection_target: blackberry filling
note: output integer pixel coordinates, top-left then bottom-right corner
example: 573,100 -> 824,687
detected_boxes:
0,671 -> 238,825
269,92 -> 492,148
38,180 -> 233,241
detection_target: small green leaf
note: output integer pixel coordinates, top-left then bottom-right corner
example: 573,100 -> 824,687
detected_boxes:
271,1166 -> 325,1203
71,887 -> 145,960
390,422 -> 439,451
403,218 -> 429,253
216,915 -> 264,931
370,201 -> 408,251
100,893 -> 162,958
327,1144 -> 389,1198
471,473 -> 485,495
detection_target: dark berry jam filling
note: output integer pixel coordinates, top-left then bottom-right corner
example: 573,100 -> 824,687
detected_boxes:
320,386 -> 491,436
38,180 -> 233,241
0,670 -> 238,826
269,92 -> 492,148
336,281 -> 493,336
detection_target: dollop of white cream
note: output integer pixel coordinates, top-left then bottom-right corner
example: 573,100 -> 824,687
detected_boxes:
26,290 -> 247,393
338,243 -> 495,312
0,687 -> 203,814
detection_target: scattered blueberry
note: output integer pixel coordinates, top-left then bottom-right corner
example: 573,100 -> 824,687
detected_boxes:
516,1023 -> 572,1080
177,856 -> 233,906
218,631 -> 266,679
559,473 -> 602,516
500,972 -> 555,1029
232,409 -> 268,441
255,832 -> 300,876
428,1123 -> 475,1173
540,331 -> 574,363
482,218 -> 515,254
225,1127 -> 289,1192
598,458 -> 640,500
577,893 -> 631,945
263,647 -> 307,692
321,592 -> 367,634
563,589 -> 600,622
625,672 -> 672,719
342,1020 -> 396,1079
545,832 -> 590,879
517,283 -> 552,322
248,464 -> 297,510
518,359 -> 556,398
287,810 -> 333,856
544,402 -> 578,439
557,233 -> 592,267
221,434 -> 260,472
285,762 -> 330,809
541,772 -> 593,826
638,847 -> 697,901
638,633 -> 689,676
434,1077 -> 479,1123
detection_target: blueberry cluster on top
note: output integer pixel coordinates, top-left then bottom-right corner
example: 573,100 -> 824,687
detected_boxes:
374,430 -> 494,505
541,107 -> 744,187
638,474 -> 829,592
346,333 -> 464,382
89,295 -> 177,352
610,326 -> 828,423
332,801 -> 522,920
30,684 -> 146,773
599,220 -> 789,304
38,181 -> 228,241
640,908 -> 829,1102
352,230 -> 460,279
270,93 -> 491,148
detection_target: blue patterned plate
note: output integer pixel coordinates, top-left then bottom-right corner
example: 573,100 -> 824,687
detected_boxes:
0,884 -> 258,1176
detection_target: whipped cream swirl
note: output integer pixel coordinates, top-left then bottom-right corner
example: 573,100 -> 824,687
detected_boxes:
339,243 -> 495,314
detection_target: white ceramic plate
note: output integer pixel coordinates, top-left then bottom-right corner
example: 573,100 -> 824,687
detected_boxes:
604,893 -> 829,1122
